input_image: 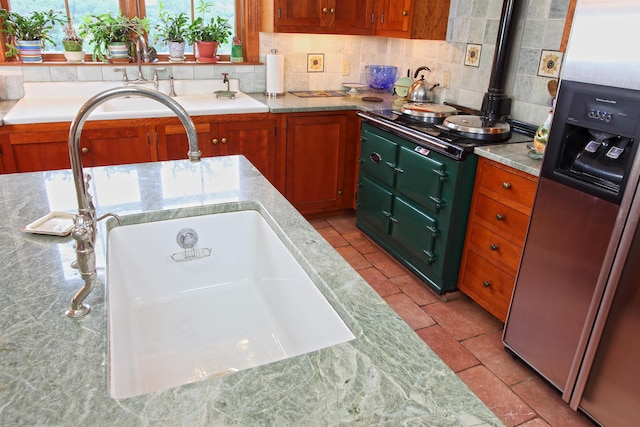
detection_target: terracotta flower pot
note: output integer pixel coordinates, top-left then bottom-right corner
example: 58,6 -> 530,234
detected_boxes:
16,40 -> 43,63
195,40 -> 219,63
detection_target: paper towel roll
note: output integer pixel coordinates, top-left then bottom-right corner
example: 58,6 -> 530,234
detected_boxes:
266,50 -> 284,97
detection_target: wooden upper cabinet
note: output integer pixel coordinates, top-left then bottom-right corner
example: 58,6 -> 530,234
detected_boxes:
375,0 -> 450,40
272,0 -> 374,35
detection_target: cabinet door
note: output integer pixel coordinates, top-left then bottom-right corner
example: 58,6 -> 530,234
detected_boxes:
81,126 -> 154,167
330,0 -> 374,33
8,131 -> 70,172
275,0 -> 327,29
218,119 -> 277,184
356,175 -> 394,236
360,124 -> 398,187
395,145 -> 446,214
376,0 -> 412,33
285,114 -> 348,214
157,123 -> 217,160
391,197 -> 445,275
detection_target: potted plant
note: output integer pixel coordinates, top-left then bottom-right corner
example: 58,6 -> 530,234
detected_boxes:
187,0 -> 231,63
61,20 -> 84,63
0,9 -> 64,63
80,13 -> 149,63
153,3 -> 189,62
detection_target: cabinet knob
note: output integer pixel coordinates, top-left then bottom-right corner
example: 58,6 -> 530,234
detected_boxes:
502,181 -> 512,189
483,281 -> 492,288
330,8 -> 336,13
323,7 -> 328,12
490,243 -> 499,251
402,11 -> 408,16
81,147 -> 89,154
212,138 -> 218,144
496,213 -> 505,221
221,137 -> 228,144
337,190 -> 343,195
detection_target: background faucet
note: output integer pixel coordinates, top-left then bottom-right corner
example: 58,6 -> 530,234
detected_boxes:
65,86 -> 201,318
134,35 -> 148,82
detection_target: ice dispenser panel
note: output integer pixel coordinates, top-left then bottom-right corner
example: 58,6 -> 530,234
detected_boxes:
542,81 -> 640,204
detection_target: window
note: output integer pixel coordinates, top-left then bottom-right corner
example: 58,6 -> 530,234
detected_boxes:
0,0 -> 259,63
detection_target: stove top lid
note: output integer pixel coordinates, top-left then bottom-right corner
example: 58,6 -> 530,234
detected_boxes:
401,103 -> 458,119
443,114 -> 510,136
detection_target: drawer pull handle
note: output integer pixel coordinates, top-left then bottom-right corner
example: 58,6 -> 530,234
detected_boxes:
496,213 -> 505,221
490,243 -> 499,251
502,182 -> 512,189
483,281 -> 491,288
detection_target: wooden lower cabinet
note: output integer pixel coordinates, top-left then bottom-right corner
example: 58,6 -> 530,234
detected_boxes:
284,111 -> 359,214
1,120 -> 155,173
156,114 -> 280,189
0,111 -> 361,216
457,157 -> 538,322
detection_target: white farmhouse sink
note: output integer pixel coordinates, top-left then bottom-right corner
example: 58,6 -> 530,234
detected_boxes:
107,209 -> 355,399
3,79 -> 268,124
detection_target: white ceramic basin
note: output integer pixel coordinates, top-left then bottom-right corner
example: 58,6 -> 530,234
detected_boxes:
107,209 -> 355,399
3,79 -> 268,124
95,92 -> 267,117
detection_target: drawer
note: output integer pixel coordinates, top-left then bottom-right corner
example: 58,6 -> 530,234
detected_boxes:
458,251 -> 515,322
474,193 -> 530,242
467,221 -> 522,275
479,160 -> 537,209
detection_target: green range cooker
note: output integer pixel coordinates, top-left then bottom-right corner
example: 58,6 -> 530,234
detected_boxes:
356,108 -> 534,294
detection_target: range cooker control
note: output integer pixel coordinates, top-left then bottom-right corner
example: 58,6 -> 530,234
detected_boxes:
588,109 -> 613,123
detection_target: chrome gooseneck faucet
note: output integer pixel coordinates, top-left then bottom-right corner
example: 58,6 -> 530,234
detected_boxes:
65,86 -> 202,318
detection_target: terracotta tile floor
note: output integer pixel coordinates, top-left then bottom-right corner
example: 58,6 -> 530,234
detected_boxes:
310,213 -> 594,427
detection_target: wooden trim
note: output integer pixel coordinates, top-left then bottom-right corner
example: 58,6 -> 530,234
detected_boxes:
560,0 -> 577,52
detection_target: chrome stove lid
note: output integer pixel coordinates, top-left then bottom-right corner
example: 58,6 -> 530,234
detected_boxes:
401,103 -> 458,120
443,114 -> 511,140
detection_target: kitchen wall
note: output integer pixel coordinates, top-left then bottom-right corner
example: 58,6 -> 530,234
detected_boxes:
0,0 -> 570,125
260,0 -> 571,125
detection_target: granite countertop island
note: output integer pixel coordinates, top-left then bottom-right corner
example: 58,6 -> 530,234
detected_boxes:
0,156 -> 503,425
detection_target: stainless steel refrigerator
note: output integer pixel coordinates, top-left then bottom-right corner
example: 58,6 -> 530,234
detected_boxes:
503,1 -> 640,425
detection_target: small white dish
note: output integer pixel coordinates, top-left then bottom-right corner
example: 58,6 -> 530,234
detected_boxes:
21,212 -> 75,236
342,82 -> 367,95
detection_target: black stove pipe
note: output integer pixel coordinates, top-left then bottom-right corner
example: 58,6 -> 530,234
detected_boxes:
482,0 -> 521,125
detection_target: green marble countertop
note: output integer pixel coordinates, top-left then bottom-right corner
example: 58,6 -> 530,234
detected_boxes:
474,143 -> 543,177
0,156 -> 502,425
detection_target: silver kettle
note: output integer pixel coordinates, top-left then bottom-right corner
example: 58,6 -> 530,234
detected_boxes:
407,66 -> 439,103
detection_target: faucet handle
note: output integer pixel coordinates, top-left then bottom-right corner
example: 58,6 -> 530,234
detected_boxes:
113,67 -> 129,82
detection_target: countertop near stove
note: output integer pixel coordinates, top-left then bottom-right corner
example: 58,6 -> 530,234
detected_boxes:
474,143 -> 542,177
0,156 -> 502,426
